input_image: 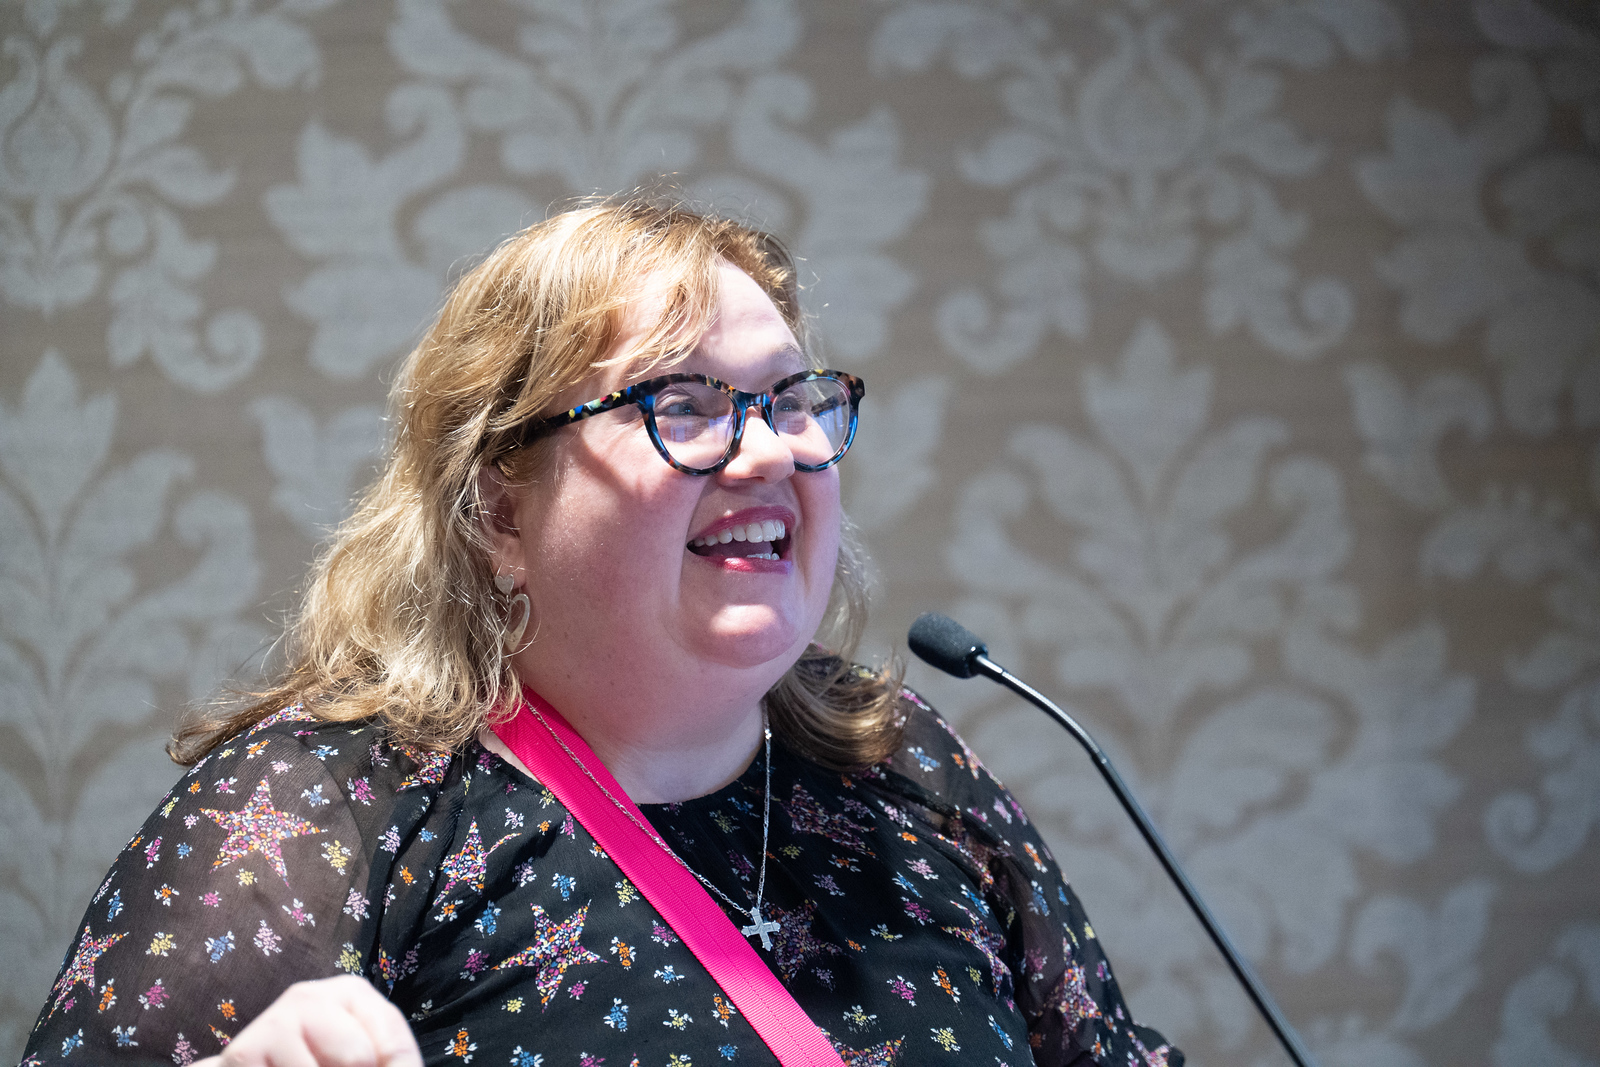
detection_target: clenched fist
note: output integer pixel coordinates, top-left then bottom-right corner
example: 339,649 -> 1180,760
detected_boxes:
194,976 -> 423,1067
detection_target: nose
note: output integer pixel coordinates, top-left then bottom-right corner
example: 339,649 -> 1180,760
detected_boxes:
719,403 -> 795,482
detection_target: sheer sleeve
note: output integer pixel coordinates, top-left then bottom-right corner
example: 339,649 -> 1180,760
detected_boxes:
884,691 -> 1183,1067
20,710 -> 446,1067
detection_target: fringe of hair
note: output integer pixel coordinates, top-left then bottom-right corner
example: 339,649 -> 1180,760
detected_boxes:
171,198 -> 905,773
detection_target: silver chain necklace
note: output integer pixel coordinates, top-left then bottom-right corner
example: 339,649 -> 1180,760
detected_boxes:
528,706 -> 782,951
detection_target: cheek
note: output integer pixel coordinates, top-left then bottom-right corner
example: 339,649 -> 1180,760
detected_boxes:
800,474 -> 843,584
521,455 -> 694,597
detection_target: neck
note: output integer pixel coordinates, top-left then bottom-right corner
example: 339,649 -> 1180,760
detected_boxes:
572,705 -> 765,804
488,665 -> 769,804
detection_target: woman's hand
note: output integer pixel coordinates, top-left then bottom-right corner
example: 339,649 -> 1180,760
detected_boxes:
193,975 -> 422,1067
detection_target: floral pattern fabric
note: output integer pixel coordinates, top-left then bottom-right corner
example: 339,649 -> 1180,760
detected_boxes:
23,693 -> 1179,1067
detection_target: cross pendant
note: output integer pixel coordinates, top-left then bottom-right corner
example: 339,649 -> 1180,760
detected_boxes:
741,911 -> 781,951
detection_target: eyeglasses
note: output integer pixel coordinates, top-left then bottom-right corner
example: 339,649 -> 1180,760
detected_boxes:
510,369 -> 865,475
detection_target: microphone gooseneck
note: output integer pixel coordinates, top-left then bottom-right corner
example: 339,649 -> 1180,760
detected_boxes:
906,612 -> 1318,1067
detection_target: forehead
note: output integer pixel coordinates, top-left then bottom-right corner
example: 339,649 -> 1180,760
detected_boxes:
611,260 -> 805,390
687,261 -> 806,384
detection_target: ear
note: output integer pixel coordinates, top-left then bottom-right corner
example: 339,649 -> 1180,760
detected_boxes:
477,463 -> 528,587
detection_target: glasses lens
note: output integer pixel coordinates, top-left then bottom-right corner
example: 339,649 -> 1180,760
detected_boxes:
652,381 -> 736,469
772,376 -> 852,466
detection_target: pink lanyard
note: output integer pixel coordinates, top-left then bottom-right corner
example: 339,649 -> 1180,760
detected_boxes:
491,688 -> 846,1067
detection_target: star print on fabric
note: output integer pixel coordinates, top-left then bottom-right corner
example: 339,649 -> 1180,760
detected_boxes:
1046,960 -> 1103,1033
1131,1031 -> 1175,1067
18,699 -> 1180,1067
493,903 -> 604,1007
47,927 -> 127,1018
941,819 -> 998,893
781,782 -> 875,856
941,904 -> 1010,996
433,821 -> 521,911
823,1034 -> 905,1067
395,744 -> 453,792
767,900 -> 844,982
202,778 -> 322,885
245,704 -> 314,737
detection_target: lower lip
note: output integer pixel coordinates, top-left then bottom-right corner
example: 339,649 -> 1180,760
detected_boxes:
689,552 -> 793,575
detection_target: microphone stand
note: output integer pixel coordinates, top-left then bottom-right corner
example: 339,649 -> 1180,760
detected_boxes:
967,651 -> 1318,1067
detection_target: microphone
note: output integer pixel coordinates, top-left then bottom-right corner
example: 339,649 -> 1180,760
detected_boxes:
906,610 -> 988,677
907,612 -> 1317,1067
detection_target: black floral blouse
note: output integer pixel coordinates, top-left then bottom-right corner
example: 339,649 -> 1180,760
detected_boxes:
23,692 -> 1180,1067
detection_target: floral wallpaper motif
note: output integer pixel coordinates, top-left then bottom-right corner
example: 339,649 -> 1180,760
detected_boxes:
1,1 -> 1596,1064
871,1 -> 1402,371
0,351 -> 265,1045
1,0 -> 332,391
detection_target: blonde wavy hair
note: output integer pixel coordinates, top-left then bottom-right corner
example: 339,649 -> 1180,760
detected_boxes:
172,200 -> 905,771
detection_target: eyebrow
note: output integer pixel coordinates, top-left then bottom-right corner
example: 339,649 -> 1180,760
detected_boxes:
678,341 -> 810,377
772,343 -> 809,371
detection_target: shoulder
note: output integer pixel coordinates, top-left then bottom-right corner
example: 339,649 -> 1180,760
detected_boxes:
892,689 -> 978,767
883,689 -> 1009,800
22,712 -> 475,1063
864,687 -> 1049,854
179,706 -> 467,813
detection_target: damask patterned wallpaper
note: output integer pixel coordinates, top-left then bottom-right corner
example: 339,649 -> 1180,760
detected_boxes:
2,0 -> 1597,1063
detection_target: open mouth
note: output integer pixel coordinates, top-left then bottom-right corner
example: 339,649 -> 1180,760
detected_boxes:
687,517 -> 792,562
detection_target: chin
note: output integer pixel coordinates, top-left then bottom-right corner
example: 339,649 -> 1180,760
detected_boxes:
696,608 -> 814,672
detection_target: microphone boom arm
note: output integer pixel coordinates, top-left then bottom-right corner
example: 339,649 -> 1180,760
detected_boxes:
969,652 -> 1318,1067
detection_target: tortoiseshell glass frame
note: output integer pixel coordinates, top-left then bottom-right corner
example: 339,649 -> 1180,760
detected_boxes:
508,369 -> 866,475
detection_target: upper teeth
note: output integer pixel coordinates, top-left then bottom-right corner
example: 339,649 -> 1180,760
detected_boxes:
691,519 -> 787,548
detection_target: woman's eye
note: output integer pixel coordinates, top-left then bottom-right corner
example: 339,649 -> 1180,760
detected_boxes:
656,393 -> 708,417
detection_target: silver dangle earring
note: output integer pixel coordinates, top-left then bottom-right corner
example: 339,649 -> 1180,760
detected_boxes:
495,571 -> 531,654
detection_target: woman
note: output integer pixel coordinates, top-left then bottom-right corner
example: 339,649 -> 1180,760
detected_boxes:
22,202 -> 1180,1067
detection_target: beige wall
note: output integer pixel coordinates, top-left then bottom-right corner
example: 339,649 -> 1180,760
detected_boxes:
3,1 -> 1598,1063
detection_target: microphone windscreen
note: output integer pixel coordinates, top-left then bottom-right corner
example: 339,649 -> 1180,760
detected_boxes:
907,612 -> 988,679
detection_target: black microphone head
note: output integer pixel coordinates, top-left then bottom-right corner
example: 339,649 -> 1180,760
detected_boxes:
907,612 -> 989,679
